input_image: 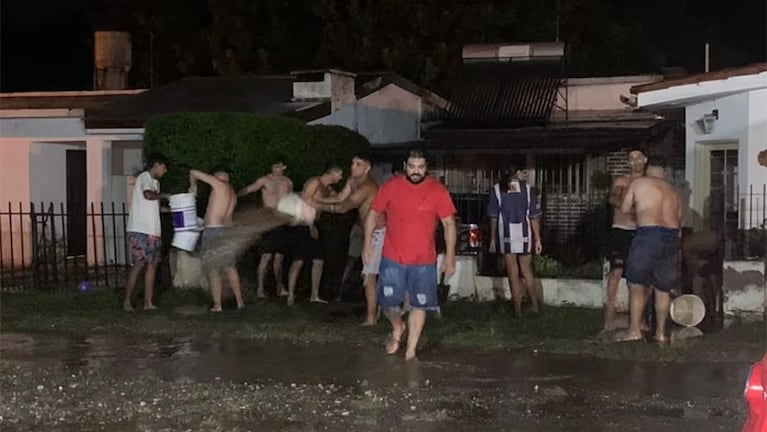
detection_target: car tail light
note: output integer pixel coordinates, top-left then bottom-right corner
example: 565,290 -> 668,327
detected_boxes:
468,227 -> 482,249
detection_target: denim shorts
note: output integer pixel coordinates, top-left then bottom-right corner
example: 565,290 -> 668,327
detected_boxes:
377,257 -> 439,311
624,226 -> 680,292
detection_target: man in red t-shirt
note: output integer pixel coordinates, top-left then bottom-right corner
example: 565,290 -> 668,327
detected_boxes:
363,148 -> 457,361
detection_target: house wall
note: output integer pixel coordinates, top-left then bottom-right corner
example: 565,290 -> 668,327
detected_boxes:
310,84 -> 422,144
559,75 -> 662,111
29,142 -> 86,209
0,138 -> 32,267
685,90 -> 766,230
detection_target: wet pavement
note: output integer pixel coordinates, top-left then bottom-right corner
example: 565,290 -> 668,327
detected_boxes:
0,331 -> 750,431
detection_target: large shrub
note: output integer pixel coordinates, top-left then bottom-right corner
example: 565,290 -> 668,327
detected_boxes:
142,113 -> 370,194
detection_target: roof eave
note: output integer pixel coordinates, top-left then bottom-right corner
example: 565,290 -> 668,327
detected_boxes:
635,71 -> 767,109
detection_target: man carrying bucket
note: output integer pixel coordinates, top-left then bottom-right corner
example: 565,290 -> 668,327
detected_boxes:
124,155 -> 168,312
189,167 -> 243,312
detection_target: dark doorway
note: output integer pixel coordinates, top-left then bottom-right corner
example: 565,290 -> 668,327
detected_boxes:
66,149 -> 87,256
709,148 -> 738,259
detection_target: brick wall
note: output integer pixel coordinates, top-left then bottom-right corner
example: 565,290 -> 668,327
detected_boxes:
542,191 -> 607,243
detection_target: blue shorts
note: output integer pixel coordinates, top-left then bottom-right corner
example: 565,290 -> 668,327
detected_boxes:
624,226 -> 680,292
377,257 -> 439,311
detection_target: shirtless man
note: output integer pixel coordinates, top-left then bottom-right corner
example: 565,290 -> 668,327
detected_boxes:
286,164 -> 344,306
620,156 -> 682,343
189,167 -> 242,312
313,153 -> 382,325
238,158 -> 293,298
603,149 -> 647,332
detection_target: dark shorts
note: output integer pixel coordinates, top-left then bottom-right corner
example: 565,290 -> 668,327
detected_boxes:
608,227 -> 636,271
377,257 -> 439,311
128,232 -> 161,265
289,226 -> 322,261
201,226 -> 235,268
261,226 -> 289,254
625,226 -> 680,292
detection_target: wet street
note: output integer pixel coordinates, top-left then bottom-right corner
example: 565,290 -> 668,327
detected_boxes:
0,331 -> 749,431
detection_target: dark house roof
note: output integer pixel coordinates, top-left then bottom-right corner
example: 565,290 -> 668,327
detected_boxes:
371,109 -> 670,156
434,59 -> 565,129
0,90 -> 143,112
84,76 -> 329,129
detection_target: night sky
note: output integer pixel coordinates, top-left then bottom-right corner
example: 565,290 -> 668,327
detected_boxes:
1,0 -> 765,93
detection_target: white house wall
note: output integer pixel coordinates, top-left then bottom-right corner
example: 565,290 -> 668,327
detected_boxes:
29,142 -> 86,209
685,92 -> 747,228
747,89 -> 767,193
685,90 -> 767,229
0,117 -> 87,139
310,84 -> 422,145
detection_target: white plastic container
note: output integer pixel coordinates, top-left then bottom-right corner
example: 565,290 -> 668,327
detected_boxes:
670,294 -> 706,327
172,230 -> 200,252
169,193 -> 198,232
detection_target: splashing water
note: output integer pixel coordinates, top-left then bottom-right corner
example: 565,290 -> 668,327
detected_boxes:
199,207 -> 296,269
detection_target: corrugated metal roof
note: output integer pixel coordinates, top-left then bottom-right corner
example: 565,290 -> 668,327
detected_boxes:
437,59 -> 564,128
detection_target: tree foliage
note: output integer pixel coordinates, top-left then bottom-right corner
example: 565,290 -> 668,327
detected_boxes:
78,0 -> 766,92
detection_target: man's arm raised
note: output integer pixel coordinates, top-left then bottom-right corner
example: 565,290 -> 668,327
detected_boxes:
189,170 -> 222,195
315,183 -> 370,214
316,179 -> 353,204
238,176 -> 266,197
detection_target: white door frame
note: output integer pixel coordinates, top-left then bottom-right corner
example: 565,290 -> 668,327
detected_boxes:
692,141 -> 738,231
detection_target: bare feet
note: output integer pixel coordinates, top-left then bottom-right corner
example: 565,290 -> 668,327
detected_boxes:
256,290 -> 266,299
359,319 -> 377,327
287,295 -> 295,306
310,297 -> 328,304
277,286 -> 288,297
143,304 -> 158,311
210,306 -> 223,313
615,330 -> 644,342
405,351 -> 418,362
123,301 -> 134,312
385,324 -> 406,355
654,334 -> 669,345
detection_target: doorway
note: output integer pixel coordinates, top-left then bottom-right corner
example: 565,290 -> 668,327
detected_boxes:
66,149 -> 87,256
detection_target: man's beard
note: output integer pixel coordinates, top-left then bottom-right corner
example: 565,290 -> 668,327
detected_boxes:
406,173 -> 424,184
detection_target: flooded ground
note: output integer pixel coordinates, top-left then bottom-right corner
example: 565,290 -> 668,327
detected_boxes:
0,331 -> 749,431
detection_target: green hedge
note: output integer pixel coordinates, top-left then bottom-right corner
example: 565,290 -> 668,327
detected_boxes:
142,113 -> 370,194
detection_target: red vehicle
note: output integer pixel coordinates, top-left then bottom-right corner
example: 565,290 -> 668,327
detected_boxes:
743,353 -> 767,432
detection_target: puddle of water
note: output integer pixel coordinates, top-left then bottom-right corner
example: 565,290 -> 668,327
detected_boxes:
0,331 -> 750,401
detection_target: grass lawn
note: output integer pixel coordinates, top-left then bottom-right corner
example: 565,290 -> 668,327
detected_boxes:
1,288 -> 763,363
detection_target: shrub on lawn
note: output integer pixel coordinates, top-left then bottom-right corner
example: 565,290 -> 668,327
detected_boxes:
142,113 -> 370,194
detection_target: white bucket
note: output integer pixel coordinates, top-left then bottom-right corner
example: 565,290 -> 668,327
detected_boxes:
172,230 -> 200,252
670,294 -> 706,327
169,193 -> 198,232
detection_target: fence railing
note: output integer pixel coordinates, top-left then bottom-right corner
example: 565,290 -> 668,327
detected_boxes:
1,202 -> 132,292
726,185 -> 766,260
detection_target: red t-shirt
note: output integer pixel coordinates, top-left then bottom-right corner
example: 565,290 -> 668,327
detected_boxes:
371,175 -> 456,265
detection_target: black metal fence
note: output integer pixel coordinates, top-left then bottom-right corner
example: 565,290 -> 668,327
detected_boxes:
451,184 -> 767,265
1,202 -> 132,292
727,185 -> 766,260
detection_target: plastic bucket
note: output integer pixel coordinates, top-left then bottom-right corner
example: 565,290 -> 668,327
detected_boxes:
169,193 -> 197,231
172,230 -> 200,252
670,294 -> 706,327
